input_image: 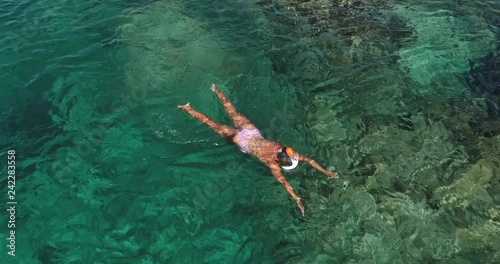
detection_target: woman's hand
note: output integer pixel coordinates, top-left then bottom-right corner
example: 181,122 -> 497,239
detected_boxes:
325,171 -> 338,178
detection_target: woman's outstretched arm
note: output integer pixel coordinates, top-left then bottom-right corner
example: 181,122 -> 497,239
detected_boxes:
268,163 -> 305,216
296,152 -> 338,178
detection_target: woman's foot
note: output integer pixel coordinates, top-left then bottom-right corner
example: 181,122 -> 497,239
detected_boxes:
177,102 -> 191,110
211,84 -> 218,92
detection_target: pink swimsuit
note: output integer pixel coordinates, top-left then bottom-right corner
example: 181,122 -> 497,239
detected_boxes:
236,127 -> 263,153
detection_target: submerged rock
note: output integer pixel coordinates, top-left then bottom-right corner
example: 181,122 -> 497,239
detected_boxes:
263,0 -> 411,85
466,48 -> 500,114
394,3 -> 495,87
434,161 -> 494,209
433,159 -> 500,262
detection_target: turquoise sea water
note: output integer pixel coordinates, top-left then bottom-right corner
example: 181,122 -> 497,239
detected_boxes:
1,0 -> 500,263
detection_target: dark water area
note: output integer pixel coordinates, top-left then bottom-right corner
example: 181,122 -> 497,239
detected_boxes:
1,0 -> 499,263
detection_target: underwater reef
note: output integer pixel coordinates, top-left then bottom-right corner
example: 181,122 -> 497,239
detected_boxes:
258,0 -> 500,263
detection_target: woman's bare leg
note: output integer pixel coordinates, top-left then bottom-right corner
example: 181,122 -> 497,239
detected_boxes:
178,103 -> 236,138
210,84 -> 256,129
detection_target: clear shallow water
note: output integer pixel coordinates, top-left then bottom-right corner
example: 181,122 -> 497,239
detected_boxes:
1,0 -> 499,263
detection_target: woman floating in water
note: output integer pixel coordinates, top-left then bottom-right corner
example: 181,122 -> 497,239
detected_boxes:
178,84 -> 338,216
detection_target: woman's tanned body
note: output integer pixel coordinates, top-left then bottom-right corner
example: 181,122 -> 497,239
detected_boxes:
178,84 -> 337,216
